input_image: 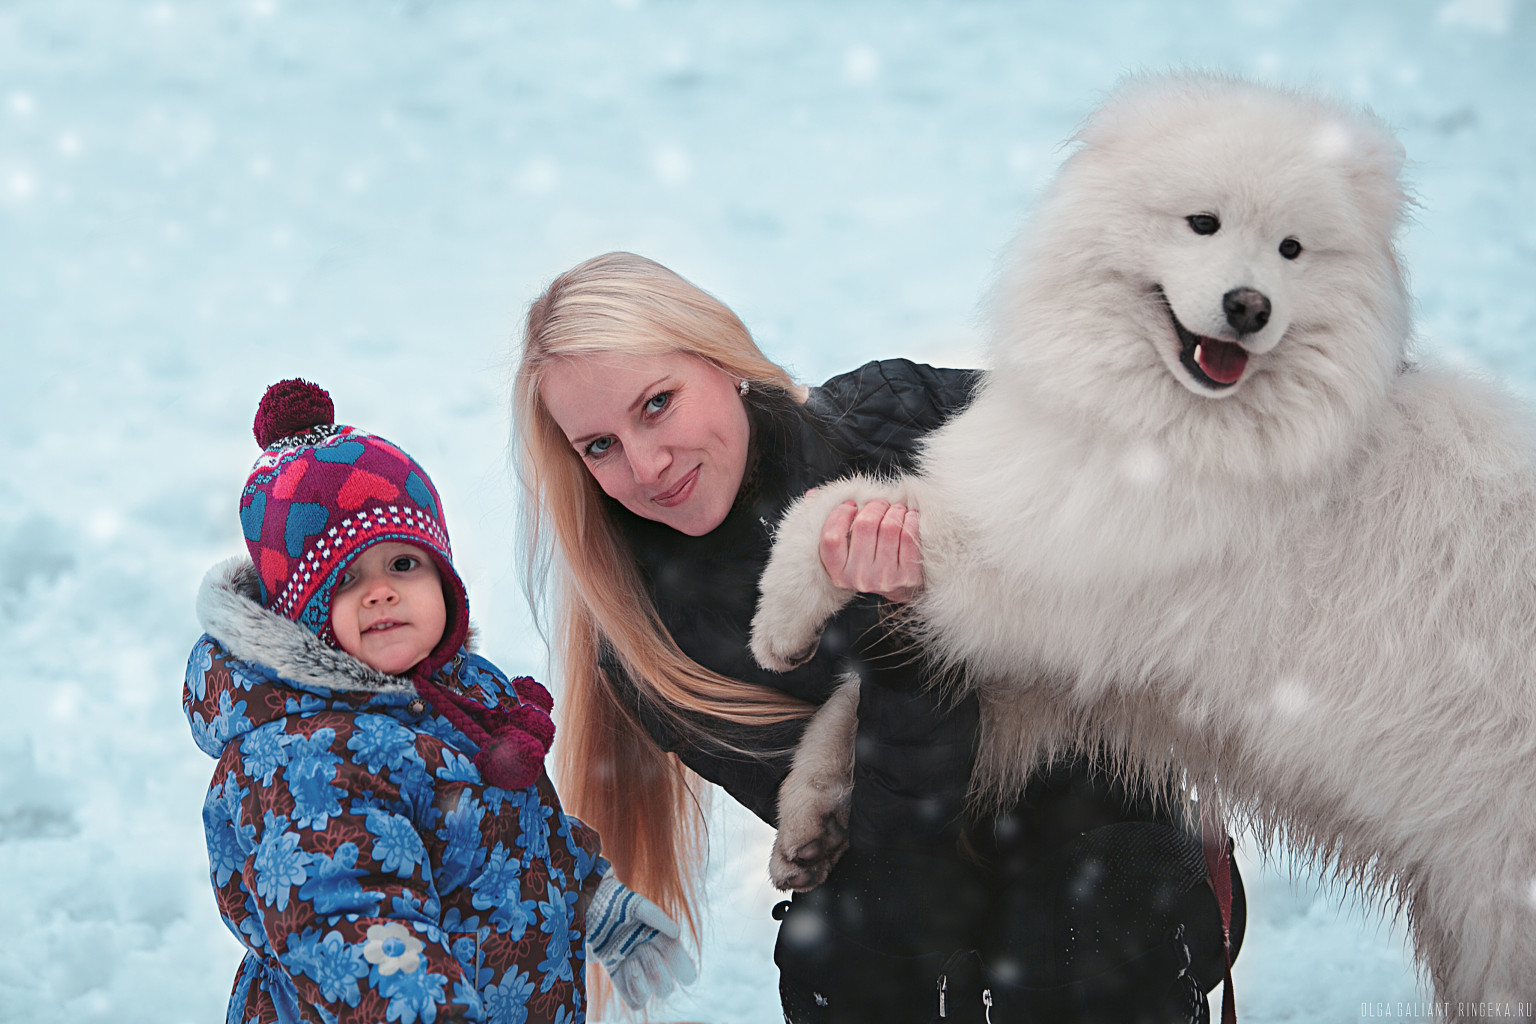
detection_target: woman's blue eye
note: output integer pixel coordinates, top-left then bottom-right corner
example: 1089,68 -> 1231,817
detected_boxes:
581,394 -> 668,458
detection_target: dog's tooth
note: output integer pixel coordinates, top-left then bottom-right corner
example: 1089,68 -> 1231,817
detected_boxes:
1194,343 -> 1203,366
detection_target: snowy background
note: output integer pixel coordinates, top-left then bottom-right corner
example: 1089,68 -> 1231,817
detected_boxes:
2,0 -> 1533,1020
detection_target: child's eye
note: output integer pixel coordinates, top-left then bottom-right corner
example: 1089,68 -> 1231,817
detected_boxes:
583,436 -> 614,459
337,569 -> 356,590
390,555 -> 419,572
643,391 -> 672,415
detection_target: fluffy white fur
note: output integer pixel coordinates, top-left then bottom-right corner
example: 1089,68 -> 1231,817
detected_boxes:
751,73 -> 1536,1007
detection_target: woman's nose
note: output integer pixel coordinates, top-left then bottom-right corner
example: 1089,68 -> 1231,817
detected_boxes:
629,438 -> 671,485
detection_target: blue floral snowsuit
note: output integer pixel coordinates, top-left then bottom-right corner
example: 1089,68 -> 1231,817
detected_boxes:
185,559 -> 604,1024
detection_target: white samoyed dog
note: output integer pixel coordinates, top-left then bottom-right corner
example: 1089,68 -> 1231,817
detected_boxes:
750,72 -> 1536,1008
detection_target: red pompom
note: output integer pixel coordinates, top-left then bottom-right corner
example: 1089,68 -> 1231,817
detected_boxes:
478,731 -> 545,790
253,379 -> 334,449
507,702 -> 556,746
510,676 -> 554,714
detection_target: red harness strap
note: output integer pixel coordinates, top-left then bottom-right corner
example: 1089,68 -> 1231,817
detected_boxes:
1200,804 -> 1237,1024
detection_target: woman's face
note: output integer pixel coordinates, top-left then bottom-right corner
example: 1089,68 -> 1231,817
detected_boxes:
540,350 -> 751,536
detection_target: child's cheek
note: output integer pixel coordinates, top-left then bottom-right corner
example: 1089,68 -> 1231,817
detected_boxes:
330,600 -> 358,657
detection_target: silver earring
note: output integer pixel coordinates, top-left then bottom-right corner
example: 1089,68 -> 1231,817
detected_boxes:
738,379 -> 750,397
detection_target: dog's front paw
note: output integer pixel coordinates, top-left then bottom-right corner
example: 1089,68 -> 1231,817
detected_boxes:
770,676 -> 858,891
769,795 -> 851,892
751,486 -> 864,672
750,626 -> 824,674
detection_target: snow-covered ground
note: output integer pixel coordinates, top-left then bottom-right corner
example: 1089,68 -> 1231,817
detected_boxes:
2,1 -> 1533,1020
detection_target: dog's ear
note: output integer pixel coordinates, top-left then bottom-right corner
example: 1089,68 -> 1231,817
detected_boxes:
1327,111 -> 1414,238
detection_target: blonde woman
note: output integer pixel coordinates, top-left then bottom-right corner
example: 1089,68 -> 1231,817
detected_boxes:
513,251 -> 1240,1023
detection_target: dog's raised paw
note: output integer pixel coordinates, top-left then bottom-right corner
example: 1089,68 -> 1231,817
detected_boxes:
751,630 -> 822,673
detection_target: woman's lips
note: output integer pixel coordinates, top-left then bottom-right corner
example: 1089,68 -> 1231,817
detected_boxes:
652,466 -> 699,508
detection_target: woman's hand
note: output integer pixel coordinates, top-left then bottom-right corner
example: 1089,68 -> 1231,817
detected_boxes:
818,498 -> 922,603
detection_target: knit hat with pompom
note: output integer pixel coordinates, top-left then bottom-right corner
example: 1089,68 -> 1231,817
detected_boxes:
241,379 -> 469,678
243,380 -> 555,790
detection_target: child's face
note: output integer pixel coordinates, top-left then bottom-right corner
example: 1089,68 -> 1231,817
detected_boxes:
330,541 -> 447,675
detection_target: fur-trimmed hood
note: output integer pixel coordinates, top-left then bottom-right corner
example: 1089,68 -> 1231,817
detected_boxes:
185,557 -> 421,759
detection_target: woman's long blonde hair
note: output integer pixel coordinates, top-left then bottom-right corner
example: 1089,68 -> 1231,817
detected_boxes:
513,252 -> 816,998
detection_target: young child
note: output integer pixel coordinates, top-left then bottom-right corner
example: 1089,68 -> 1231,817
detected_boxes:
185,379 -> 695,1023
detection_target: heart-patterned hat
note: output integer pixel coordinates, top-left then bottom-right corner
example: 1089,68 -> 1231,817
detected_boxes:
241,379 -> 468,676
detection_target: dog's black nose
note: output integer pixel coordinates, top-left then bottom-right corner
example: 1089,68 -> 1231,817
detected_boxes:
1223,287 -> 1271,335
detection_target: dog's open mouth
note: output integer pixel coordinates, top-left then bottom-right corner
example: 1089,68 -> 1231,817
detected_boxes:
1155,287 -> 1249,389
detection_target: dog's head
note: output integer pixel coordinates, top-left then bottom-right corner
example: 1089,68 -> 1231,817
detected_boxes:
990,73 -> 1413,478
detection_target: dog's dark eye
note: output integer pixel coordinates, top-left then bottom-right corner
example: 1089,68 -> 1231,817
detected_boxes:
1279,237 -> 1303,260
1186,214 -> 1220,236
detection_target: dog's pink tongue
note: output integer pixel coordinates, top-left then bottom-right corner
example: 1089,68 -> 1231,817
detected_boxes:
1198,338 -> 1248,384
